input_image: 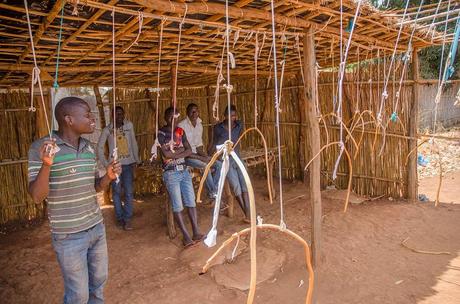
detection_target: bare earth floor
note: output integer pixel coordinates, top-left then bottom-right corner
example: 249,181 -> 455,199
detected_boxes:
1,176 -> 460,304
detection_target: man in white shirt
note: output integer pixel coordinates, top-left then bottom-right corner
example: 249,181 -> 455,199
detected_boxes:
178,103 -> 220,200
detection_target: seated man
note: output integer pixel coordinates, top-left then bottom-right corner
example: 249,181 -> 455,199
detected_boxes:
178,103 -> 221,201
158,107 -> 204,248
209,105 -> 250,222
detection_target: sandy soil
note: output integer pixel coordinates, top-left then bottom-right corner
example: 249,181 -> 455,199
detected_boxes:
1,177 -> 460,304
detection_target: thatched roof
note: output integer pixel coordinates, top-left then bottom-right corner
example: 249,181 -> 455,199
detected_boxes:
0,0 -> 444,88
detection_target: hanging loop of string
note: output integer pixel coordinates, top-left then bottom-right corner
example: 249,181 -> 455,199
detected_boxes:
150,19 -> 165,161
213,36 -> 227,121
123,11 -> 144,53
24,0 -> 52,139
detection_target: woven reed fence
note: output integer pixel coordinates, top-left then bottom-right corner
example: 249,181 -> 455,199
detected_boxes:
0,91 -> 50,225
315,61 -> 412,198
0,58 -> 416,225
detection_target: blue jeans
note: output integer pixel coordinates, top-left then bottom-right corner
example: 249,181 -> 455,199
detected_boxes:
163,169 -> 196,212
111,164 -> 134,222
52,222 -> 108,304
226,159 -> 248,196
185,158 -> 221,197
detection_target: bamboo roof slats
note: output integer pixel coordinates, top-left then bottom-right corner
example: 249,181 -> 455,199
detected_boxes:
0,0 -> 444,87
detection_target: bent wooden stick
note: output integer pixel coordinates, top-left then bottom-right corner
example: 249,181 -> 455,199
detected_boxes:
201,223 -> 314,304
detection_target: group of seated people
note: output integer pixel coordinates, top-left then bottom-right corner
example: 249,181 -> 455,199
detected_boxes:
156,103 -> 251,248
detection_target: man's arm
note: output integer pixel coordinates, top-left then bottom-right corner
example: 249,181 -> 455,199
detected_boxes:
28,139 -> 55,203
186,146 -> 209,162
160,133 -> 192,159
95,161 -> 122,192
96,127 -> 110,167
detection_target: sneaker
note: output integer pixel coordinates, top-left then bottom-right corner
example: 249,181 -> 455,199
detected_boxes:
124,220 -> 133,231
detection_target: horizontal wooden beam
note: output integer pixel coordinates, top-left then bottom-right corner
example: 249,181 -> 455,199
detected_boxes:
133,0 -> 309,28
0,63 -> 278,76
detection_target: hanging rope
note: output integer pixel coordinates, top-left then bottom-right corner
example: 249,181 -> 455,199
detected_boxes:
24,0 -> 52,139
213,36 -> 226,121
433,13 -> 460,133
169,5 -> 188,150
269,0 -> 286,230
224,0 -> 233,141
377,0 -> 410,123
390,0 -> 426,123
111,8 -> 119,183
47,3 -> 65,150
333,0 -> 362,180
150,19 -> 165,161
123,11 -> 144,53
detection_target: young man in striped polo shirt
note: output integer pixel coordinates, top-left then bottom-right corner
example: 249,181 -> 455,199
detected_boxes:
28,97 -> 121,304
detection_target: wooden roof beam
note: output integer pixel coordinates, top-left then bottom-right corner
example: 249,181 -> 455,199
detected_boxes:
43,0 -> 119,65
0,63 -> 279,76
69,7 -> 156,66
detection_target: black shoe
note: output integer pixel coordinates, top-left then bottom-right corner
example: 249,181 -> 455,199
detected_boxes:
116,219 -> 124,229
124,219 -> 133,231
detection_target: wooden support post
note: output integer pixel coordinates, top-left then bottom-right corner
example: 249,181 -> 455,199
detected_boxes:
170,65 -> 177,107
302,27 -> 322,271
224,182 -> 235,218
408,49 -> 419,202
165,194 -> 177,239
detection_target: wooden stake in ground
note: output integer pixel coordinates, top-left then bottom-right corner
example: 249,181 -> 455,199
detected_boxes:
302,26 -> 322,270
408,48 -> 419,202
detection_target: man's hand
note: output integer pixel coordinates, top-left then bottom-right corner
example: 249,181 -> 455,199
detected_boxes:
106,161 -> 122,180
40,139 -> 57,167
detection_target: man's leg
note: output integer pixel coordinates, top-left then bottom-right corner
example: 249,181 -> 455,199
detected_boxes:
121,164 -> 134,230
185,158 -> 217,198
236,165 -> 250,219
181,170 -> 203,241
227,162 -> 249,220
87,223 -> 108,304
163,170 -> 193,246
212,160 -> 222,194
111,179 -> 124,227
52,231 -> 90,304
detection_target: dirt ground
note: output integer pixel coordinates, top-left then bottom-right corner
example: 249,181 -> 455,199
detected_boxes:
1,176 -> 460,304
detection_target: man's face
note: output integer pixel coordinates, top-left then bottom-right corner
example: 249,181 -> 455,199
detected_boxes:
166,111 -> 179,125
188,106 -> 199,122
225,110 -> 237,124
115,108 -> 125,126
67,103 -> 96,134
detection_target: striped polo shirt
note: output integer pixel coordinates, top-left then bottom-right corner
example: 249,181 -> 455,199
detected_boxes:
28,133 -> 103,234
